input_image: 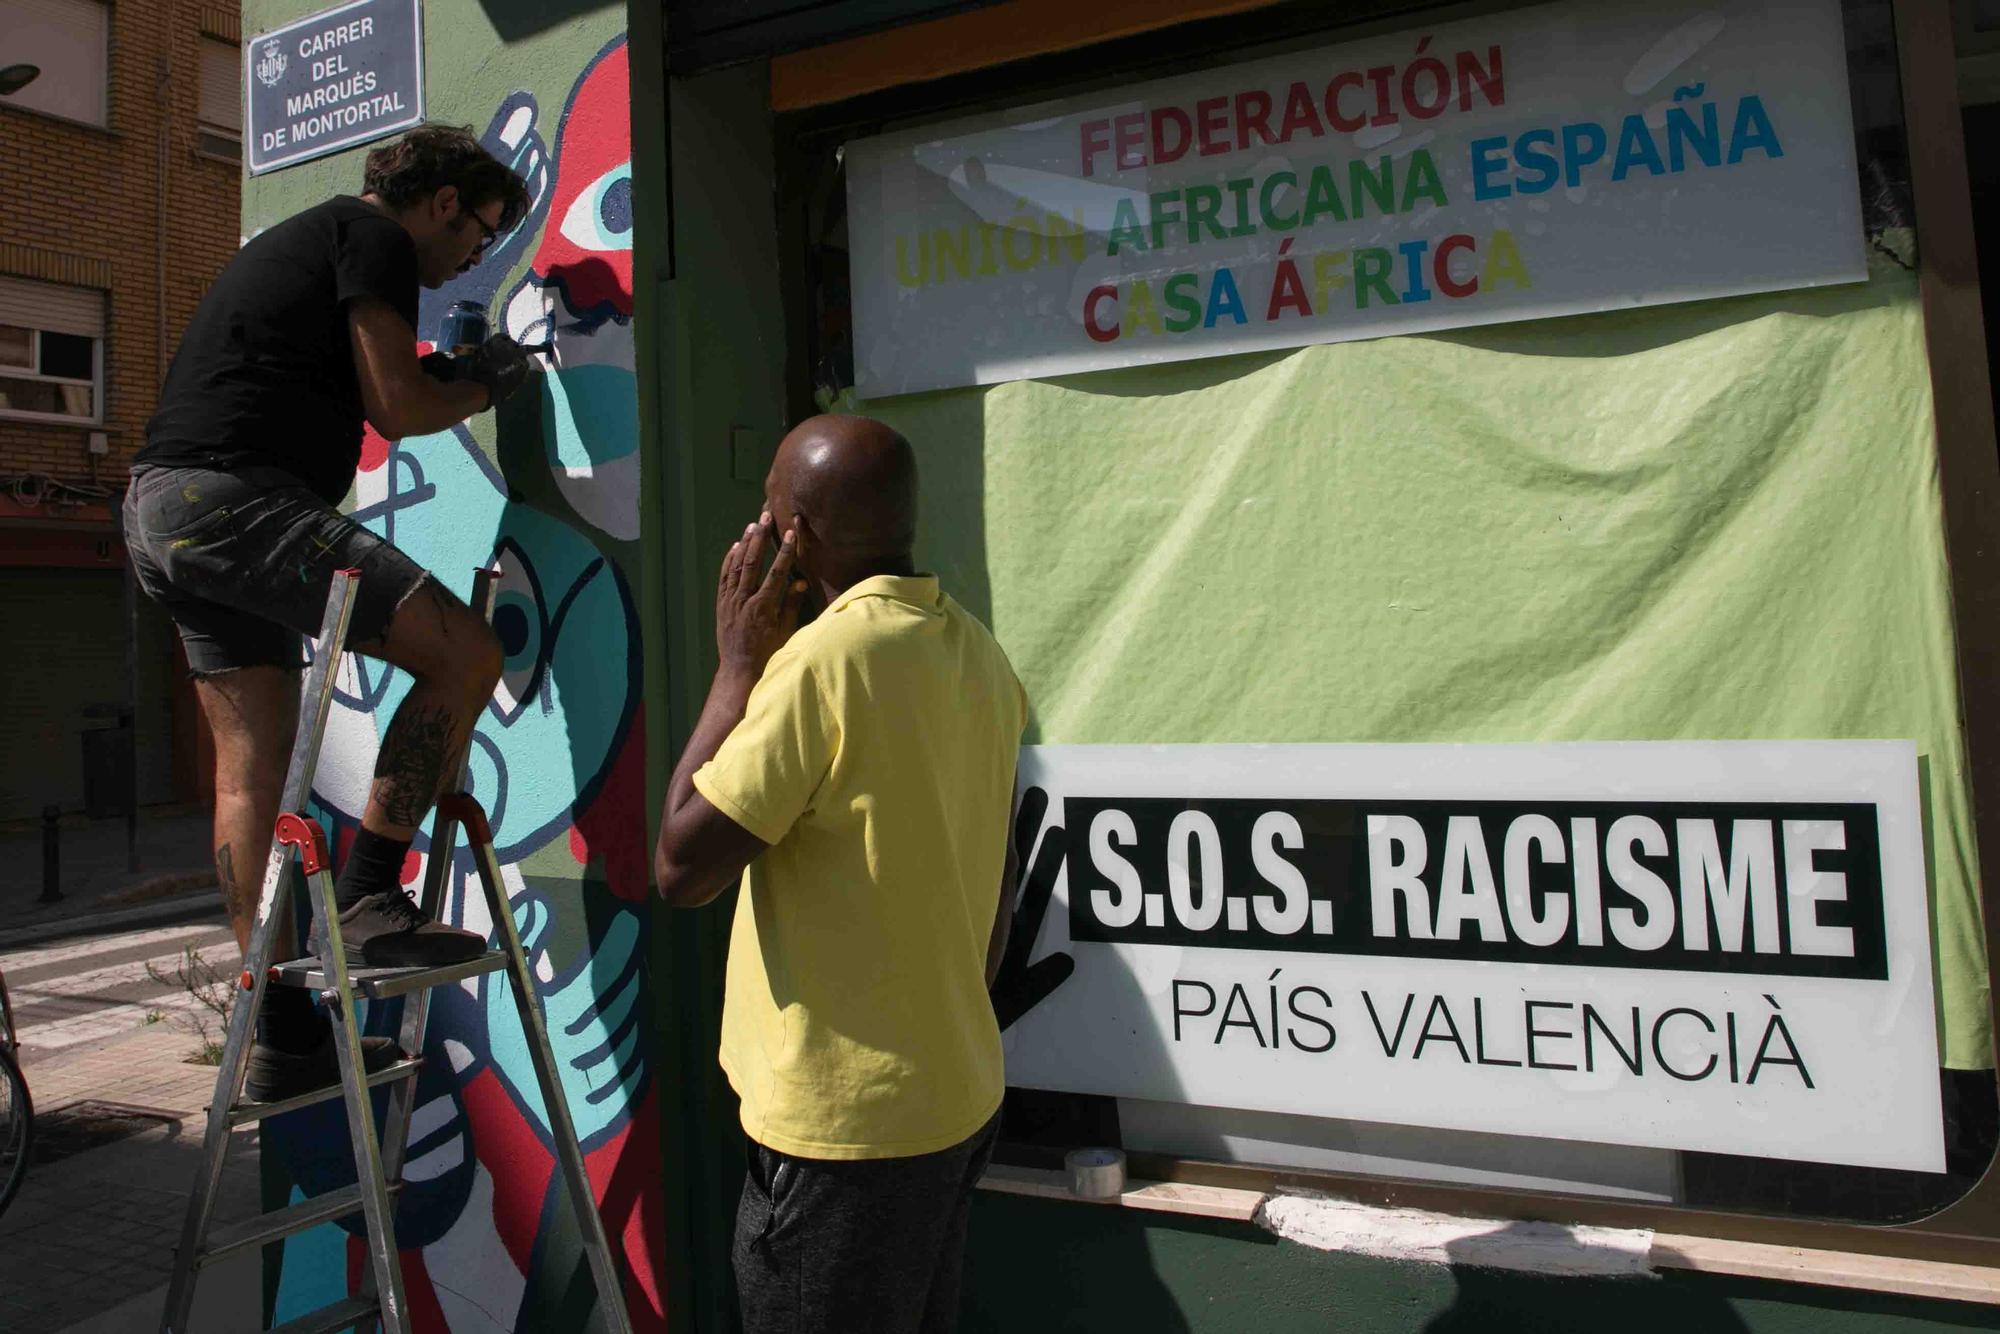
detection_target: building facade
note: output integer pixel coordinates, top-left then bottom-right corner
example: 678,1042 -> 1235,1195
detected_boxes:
0,0 -> 243,821
214,0 -> 2000,1329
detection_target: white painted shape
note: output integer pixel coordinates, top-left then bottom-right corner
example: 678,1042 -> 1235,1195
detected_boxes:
402,1132 -> 466,1182
557,449 -> 642,541
423,1163 -> 527,1333
501,103 -> 532,148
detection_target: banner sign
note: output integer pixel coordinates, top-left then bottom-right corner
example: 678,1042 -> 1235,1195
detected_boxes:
246,0 -> 424,176
846,0 -> 1865,396
1004,742 -> 1944,1171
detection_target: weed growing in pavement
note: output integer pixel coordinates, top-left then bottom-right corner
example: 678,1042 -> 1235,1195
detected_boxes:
144,946 -> 231,1065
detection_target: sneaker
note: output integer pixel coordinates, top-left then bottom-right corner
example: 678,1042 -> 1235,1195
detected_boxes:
336,891 -> 489,968
246,1032 -> 404,1103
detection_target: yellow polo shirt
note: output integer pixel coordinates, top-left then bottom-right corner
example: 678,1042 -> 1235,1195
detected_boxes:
693,574 -> 1026,1159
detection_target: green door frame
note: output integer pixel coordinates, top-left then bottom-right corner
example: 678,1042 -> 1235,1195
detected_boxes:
632,18 -> 789,1324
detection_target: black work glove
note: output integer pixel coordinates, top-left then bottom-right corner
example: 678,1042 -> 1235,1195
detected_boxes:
419,350 -> 459,382
465,334 -> 533,408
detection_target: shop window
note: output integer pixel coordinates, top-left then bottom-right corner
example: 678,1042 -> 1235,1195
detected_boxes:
779,0 -> 1999,1230
0,278 -> 105,424
196,36 -> 240,162
0,0 -> 110,128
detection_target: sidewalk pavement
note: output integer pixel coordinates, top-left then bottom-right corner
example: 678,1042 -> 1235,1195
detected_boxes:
2,976 -> 260,1330
0,805 -> 219,944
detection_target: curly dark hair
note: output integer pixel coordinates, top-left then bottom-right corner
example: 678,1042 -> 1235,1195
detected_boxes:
363,124 -> 530,232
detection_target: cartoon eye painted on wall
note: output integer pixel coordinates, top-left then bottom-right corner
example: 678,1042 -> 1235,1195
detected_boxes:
559,162 -> 633,253
488,536 -> 551,727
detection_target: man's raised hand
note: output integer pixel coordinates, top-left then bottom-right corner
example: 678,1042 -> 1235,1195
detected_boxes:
716,514 -> 806,676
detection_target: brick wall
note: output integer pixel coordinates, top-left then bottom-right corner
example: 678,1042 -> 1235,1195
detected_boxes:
0,0 -> 242,507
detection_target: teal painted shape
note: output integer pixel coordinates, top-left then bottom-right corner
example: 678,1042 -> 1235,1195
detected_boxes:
543,362 -> 639,471
481,901 -> 647,1143
357,434 -> 634,859
272,1205 -> 354,1320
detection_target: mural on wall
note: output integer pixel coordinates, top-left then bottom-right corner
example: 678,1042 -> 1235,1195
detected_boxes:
257,37 -> 663,1333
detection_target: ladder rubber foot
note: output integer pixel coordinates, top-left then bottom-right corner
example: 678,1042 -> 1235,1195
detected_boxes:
229,1056 -> 424,1127
194,1180 -> 404,1268
269,950 -> 508,1000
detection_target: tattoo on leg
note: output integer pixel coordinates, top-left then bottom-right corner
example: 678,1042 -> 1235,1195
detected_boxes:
420,580 -> 457,639
373,703 -> 459,827
216,843 -> 257,925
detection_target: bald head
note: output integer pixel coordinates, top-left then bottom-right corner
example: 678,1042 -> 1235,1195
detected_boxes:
767,415 -> 917,580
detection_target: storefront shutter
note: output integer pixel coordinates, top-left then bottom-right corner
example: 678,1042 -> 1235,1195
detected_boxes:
0,275 -> 106,338
0,570 -> 179,820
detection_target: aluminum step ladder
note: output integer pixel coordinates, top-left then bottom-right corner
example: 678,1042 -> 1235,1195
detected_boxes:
160,568 -> 632,1334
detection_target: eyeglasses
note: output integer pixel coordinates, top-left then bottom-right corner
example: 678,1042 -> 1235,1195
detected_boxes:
463,208 -> 501,254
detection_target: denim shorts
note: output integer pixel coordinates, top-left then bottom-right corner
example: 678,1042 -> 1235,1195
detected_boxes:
124,463 -> 430,676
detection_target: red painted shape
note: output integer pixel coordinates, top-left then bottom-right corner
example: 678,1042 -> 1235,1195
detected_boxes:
359,423 -> 392,473
570,703 -> 649,901
586,1083 -> 670,1331
400,849 -> 423,885
339,1236 -> 447,1329
458,1066 -> 554,1272
274,813 -> 330,875
239,970 -> 254,991
533,43 -> 634,317
399,1245 -> 450,1332
567,825 -> 590,865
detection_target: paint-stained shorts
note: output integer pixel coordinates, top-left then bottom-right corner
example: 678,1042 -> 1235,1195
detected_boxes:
124,463 -> 430,676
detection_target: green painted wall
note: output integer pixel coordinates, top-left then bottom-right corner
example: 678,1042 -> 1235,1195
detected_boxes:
962,1194 -> 2000,1333
649,57 -> 793,1334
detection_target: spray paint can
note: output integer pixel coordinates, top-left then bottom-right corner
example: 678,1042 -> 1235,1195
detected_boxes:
439,300 -> 489,358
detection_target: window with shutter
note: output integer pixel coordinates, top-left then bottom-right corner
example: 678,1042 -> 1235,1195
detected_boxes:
0,0 -> 110,127
0,277 -> 104,423
197,38 -> 239,131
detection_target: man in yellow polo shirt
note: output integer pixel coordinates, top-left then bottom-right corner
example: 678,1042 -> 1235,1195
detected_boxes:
652,413 -> 1027,1333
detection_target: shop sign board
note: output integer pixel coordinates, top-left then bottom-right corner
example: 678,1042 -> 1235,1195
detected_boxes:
1003,742 -> 1944,1172
245,0 -> 424,176
846,0 -> 1865,396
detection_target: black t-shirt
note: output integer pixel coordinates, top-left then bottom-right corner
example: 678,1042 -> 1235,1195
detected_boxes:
138,196 -> 419,503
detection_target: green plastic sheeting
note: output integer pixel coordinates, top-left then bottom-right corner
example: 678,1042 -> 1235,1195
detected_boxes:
857,251 -> 1991,1070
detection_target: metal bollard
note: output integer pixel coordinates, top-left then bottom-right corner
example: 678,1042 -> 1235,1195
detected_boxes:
40,804 -> 63,903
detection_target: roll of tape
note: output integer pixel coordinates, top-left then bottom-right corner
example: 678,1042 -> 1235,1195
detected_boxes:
1066,1146 -> 1127,1199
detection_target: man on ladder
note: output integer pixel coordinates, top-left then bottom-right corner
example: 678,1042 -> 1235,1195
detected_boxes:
124,125 -> 536,1102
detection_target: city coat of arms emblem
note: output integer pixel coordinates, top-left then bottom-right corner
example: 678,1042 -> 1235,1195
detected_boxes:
255,40 -> 286,88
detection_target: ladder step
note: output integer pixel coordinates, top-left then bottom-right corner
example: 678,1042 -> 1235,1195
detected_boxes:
271,950 -> 507,1000
196,1181 -> 404,1267
266,1293 -> 383,1334
229,1056 -> 424,1126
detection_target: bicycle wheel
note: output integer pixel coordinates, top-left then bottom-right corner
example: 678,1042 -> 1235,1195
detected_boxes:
0,1045 -> 30,1217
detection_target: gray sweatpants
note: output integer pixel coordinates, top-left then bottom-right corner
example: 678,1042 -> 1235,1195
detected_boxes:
733,1112 -> 1000,1334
